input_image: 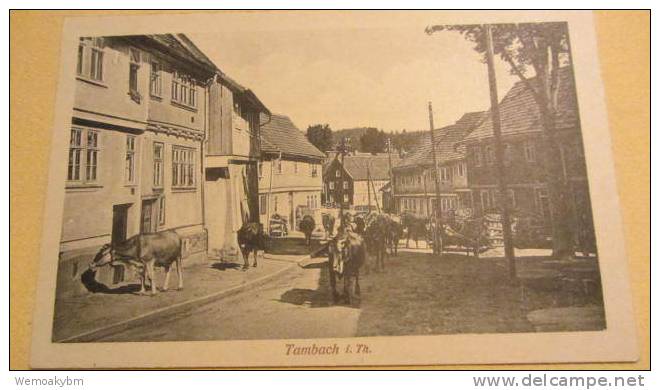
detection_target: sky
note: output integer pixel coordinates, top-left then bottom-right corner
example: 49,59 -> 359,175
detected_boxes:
187,12 -> 520,133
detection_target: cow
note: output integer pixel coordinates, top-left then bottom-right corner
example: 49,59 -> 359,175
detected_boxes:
88,231 -> 182,296
322,213 -> 336,239
364,214 -> 390,271
387,217 -> 404,256
299,215 -> 316,247
354,215 -> 366,236
401,213 -> 429,248
327,230 -> 366,305
237,222 -> 267,270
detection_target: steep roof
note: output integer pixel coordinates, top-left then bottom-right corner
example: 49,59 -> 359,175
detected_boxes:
260,114 -> 326,160
338,154 -> 400,181
394,111 -> 487,170
464,66 -> 578,142
143,34 -> 217,73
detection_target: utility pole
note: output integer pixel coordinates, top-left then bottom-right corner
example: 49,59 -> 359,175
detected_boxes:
428,102 -> 443,257
484,24 -> 516,280
387,138 -> 396,214
367,162 -> 372,211
370,175 -> 382,213
338,137 -> 350,229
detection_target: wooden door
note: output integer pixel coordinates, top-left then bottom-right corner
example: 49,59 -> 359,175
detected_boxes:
141,199 -> 156,234
112,204 -> 130,244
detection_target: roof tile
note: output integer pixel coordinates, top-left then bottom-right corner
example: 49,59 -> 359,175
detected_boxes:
260,114 -> 326,159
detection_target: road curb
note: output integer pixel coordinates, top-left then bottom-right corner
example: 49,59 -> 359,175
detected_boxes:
56,253 -> 313,343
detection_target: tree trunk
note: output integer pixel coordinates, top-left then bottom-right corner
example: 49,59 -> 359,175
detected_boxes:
538,105 -> 575,260
529,38 -> 575,260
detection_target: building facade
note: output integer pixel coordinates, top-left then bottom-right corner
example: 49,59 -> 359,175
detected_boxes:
462,67 -> 593,239
323,153 -> 397,210
258,115 -> 325,232
59,34 -> 216,297
392,112 -> 486,219
204,75 -> 270,260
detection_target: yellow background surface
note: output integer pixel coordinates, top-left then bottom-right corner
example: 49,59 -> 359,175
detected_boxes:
9,10 -> 649,370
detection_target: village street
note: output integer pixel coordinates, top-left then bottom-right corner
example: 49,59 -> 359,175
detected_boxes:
78,245 -> 604,343
94,257 -> 361,342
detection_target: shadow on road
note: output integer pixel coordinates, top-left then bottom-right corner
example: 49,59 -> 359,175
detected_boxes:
210,261 -> 242,271
80,269 -> 142,295
277,259 -> 335,308
266,237 -> 323,255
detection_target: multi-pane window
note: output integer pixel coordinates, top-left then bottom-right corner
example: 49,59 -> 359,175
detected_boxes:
259,195 -> 267,214
473,146 -> 482,167
506,189 -> 516,208
68,128 -> 100,184
172,72 -> 197,108
440,167 -> 451,182
85,131 -> 99,181
90,44 -> 104,81
294,162 -> 299,174
343,181 -> 349,190
485,146 -> 495,165
172,147 -> 196,188
503,144 -> 513,166
153,142 -> 164,188
523,140 -> 536,162
158,196 -> 166,226
129,48 -> 141,97
125,136 -> 136,184
275,159 -> 283,174
481,190 -> 491,210
171,71 -> 179,101
150,61 -> 162,97
311,164 -> 318,177
329,182 -> 335,190
68,128 -> 83,181
77,37 -> 104,81
335,170 -> 341,178
76,44 -> 84,75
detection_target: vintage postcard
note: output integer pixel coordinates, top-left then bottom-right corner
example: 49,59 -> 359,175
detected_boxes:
28,10 -> 637,368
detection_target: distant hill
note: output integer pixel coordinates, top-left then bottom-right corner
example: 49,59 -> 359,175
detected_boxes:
331,127 -> 372,150
331,127 -> 426,155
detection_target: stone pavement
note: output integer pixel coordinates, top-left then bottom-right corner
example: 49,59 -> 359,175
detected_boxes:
52,253 -> 306,342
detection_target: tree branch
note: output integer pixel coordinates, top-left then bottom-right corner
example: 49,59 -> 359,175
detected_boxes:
500,49 -> 544,107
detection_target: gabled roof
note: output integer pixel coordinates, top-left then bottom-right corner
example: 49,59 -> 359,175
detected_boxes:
394,111 -> 488,170
464,66 -> 578,142
260,114 -> 325,160
138,34 -> 270,115
220,74 -> 270,115
141,34 -> 217,74
334,154 -> 400,181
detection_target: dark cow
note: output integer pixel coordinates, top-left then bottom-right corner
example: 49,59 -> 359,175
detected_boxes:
89,231 -> 182,296
327,230 -> 366,305
299,215 -> 316,247
386,217 -> 404,256
401,213 -> 429,248
237,222 -> 267,270
354,215 -> 366,236
364,214 -> 390,271
322,213 -> 336,239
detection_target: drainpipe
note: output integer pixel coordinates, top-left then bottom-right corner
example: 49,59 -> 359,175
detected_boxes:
259,109 -> 272,229
200,74 -> 216,256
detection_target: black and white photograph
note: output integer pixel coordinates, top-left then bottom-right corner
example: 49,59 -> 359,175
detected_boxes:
23,10 -> 639,368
